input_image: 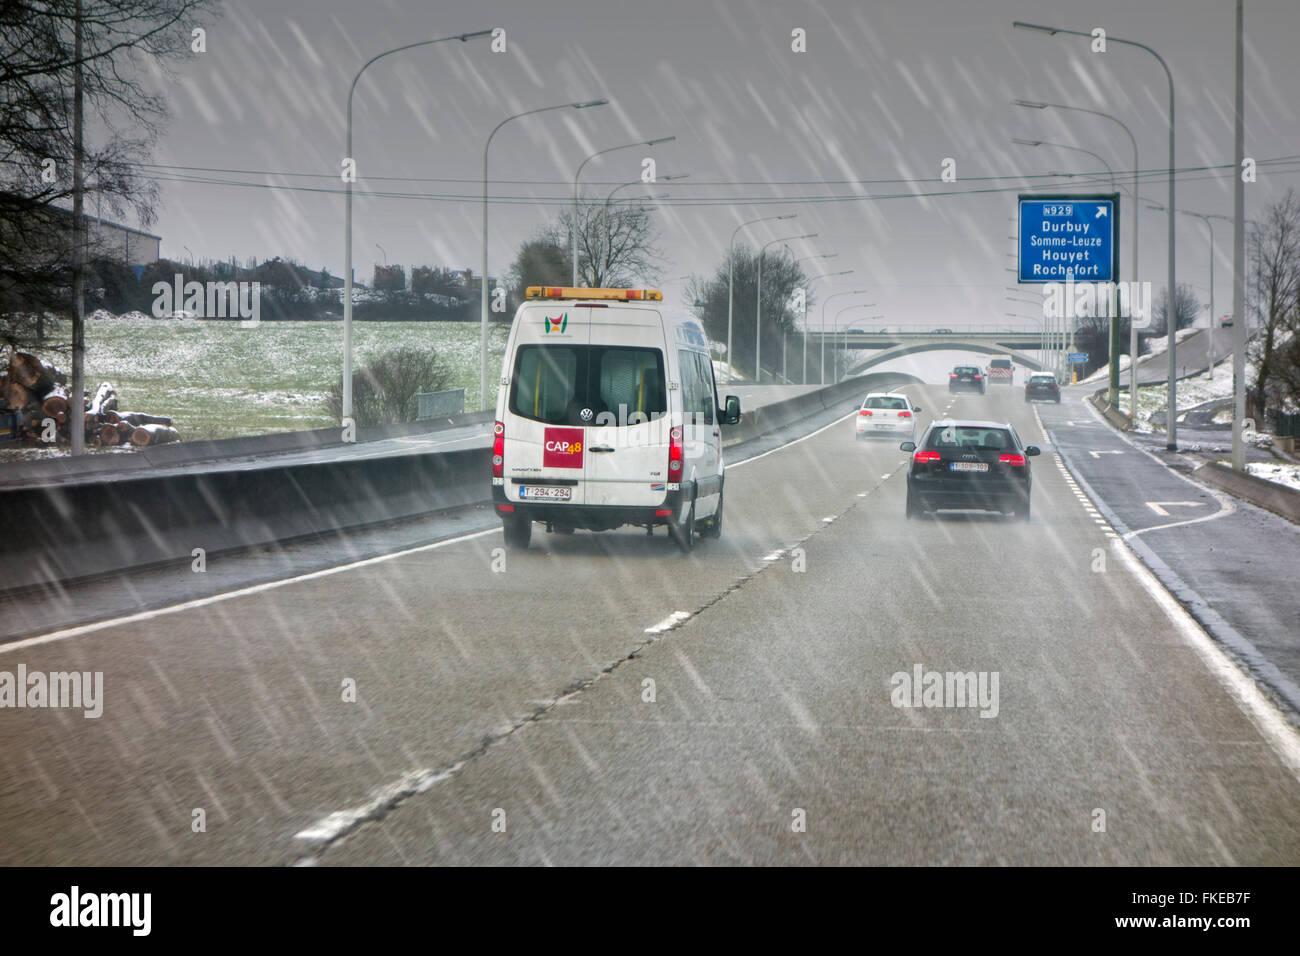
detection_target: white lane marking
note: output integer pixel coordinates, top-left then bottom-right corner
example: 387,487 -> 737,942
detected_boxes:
1,527 -> 501,656
1146,501 -> 1207,517
1089,450 -> 1123,458
1078,399 -> 1238,538
822,516 -> 835,523
1109,537 -> 1300,783
644,611 -> 691,634
294,765 -> 460,843
728,408 -> 860,469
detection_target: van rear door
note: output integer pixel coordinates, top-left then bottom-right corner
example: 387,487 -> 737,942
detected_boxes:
502,304 -> 591,505
583,307 -> 671,507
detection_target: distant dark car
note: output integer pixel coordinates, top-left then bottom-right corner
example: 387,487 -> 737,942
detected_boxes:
845,328 -> 865,334
930,328 -> 953,333
948,365 -> 985,394
902,420 -> 1041,521
1024,373 -> 1061,403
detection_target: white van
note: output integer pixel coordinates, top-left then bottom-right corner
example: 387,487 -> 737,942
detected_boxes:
491,286 -> 741,552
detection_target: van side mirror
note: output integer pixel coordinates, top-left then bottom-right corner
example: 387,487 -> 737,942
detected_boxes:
721,395 -> 742,425
1025,445 -> 1041,456
912,405 -> 922,413
900,441 -> 916,452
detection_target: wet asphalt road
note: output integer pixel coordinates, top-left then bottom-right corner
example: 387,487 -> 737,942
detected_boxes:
1,385 -> 1297,865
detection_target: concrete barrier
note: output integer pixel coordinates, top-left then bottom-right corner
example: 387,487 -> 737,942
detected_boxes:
1,447 -> 491,592
2,374 -> 919,592
1195,461 -> 1300,526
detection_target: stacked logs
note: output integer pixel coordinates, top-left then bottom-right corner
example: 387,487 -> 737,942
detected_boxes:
2,351 -> 181,448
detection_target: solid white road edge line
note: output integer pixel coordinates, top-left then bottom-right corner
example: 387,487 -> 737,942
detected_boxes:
1110,536 -> 1300,782
0,528 -> 501,656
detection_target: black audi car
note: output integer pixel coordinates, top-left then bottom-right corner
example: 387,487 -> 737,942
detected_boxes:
1025,372 -> 1061,403
948,365 -> 985,394
901,420 -> 1041,521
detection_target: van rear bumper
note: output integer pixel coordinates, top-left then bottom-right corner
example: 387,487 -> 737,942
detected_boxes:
492,485 -> 684,531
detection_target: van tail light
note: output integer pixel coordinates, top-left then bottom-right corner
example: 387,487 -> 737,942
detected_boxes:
913,450 -> 941,463
898,411 -> 912,418
668,425 -> 684,476
974,374 -> 983,380
860,409 -> 872,416
492,420 -> 505,479
999,453 -> 1026,467
949,373 -> 957,379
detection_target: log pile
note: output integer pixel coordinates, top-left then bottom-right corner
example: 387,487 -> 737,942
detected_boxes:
2,351 -> 181,449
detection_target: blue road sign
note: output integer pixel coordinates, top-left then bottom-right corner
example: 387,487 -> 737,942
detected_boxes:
1018,196 -> 1116,283
1068,352 -> 1088,364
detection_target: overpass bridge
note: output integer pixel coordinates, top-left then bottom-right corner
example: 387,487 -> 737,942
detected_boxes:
803,328 -> 1052,376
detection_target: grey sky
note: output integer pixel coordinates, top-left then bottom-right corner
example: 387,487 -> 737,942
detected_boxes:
149,0 -> 1300,329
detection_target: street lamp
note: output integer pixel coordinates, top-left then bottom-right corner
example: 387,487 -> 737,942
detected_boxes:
1015,19 -> 1177,448
782,252 -> 835,384
343,28 -> 494,423
1015,99 -> 1140,408
799,263 -> 848,385
600,175 -> 687,282
725,214 -> 795,383
833,305 -> 878,380
756,233 -> 816,381
480,99 -> 608,411
1148,203 -> 1230,387
572,136 -> 676,286
819,290 -> 867,385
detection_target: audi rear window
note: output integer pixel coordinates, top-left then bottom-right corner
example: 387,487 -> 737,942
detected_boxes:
926,426 -> 1014,451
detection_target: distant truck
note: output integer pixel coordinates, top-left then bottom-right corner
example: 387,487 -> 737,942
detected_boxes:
986,356 -> 1015,385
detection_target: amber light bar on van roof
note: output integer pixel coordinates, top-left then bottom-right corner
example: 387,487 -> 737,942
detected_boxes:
525,286 -> 662,302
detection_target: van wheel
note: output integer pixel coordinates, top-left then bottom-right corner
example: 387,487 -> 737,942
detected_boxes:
670,498 -> 695,552
702,490 -> 723,539
502,516 -> 532,549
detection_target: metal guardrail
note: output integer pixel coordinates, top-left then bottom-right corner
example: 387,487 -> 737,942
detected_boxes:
417,387 -> 466,418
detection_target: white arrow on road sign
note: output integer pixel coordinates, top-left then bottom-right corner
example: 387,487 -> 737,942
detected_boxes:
1088,450 -> 1123,458
1145,501 -> 1207,516
1096,207 -> 1108,218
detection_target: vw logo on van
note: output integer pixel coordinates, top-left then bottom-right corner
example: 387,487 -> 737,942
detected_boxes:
579,408 -> 593,422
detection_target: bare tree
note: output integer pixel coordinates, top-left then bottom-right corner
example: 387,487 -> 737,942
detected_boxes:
1247,190 -> 1300,418
1150,282 -> 1201,336
687,245 -> 810,381
547,196 -> 664,289
0,0 -> 218,450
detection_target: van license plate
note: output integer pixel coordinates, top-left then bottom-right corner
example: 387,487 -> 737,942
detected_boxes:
518,486 -> 571,501
950,462 -> 988,472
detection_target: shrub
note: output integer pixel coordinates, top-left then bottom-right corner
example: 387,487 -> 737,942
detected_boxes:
325,347 -> 453,427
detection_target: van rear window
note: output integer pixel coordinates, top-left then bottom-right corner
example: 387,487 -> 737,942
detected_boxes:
509,345 -> 666,426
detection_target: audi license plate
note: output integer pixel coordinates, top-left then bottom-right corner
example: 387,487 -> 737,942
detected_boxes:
950,461 -> 988,473
518,486 -> 572,501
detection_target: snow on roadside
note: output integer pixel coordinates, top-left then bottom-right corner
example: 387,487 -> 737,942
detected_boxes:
1243,462 -> 1300,493
1079,328 -> 1199,385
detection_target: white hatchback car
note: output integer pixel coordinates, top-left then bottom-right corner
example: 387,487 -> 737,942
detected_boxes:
855,392 -> 920,440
